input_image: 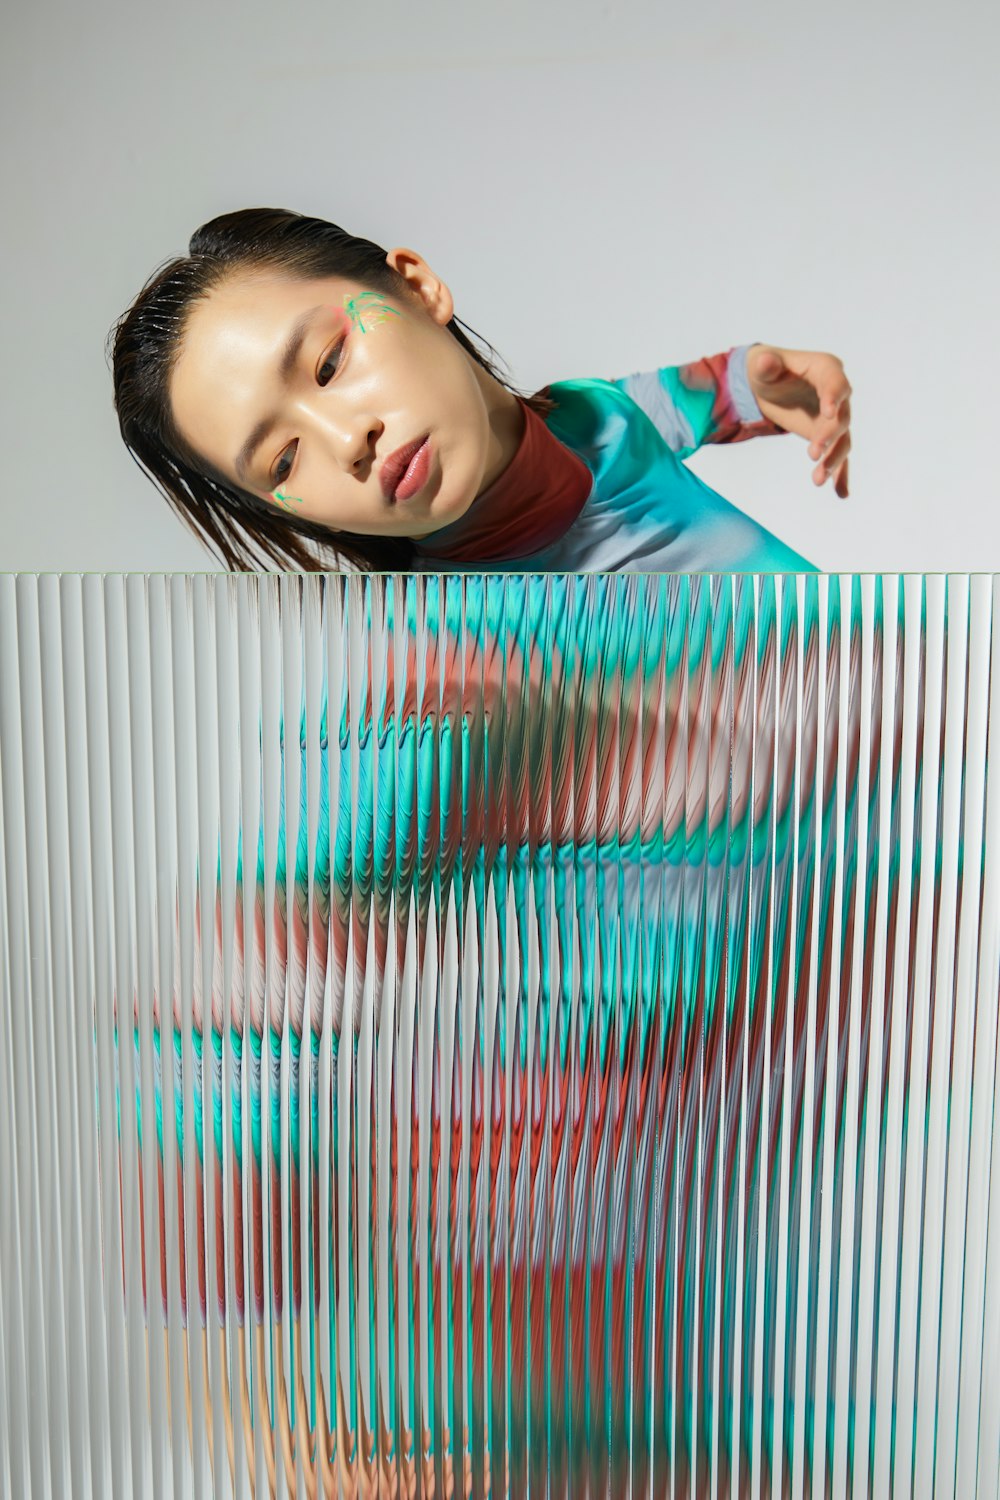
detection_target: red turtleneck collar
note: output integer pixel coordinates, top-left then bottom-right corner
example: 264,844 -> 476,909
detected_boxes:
410,392 -> 593,565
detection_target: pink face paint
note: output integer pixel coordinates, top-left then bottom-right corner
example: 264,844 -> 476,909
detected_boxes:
328,305 -> 351,336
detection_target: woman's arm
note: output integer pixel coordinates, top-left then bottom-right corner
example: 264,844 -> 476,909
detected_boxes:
608,345 -> 782,459
610,343 -> 852,497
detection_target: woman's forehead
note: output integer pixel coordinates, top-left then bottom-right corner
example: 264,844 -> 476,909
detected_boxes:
200,268 -> 355,319
177,276 -> 349,383
169,279 -> 329,451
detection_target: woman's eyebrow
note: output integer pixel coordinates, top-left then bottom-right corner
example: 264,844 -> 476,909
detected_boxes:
233,304 -> 329,484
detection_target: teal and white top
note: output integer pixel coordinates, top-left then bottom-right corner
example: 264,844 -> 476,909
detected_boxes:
411,344 -> 818,574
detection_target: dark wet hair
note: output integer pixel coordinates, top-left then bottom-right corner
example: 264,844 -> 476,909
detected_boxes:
108,207 -> 556,573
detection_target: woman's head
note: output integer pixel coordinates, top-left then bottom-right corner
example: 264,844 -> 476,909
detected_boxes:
109,208 -> 553,571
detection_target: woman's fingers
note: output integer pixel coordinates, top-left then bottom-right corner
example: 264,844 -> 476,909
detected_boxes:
834,456 -> 849,498
813,430 -> 851,486
820,367 -> 852,418
809,397 -> 852,461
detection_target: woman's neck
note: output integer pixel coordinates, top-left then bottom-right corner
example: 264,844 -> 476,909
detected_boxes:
472,364 -> 528,494
411,378 -> 594,566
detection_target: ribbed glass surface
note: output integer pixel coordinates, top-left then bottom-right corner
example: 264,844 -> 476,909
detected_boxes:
1,572 -> 998,1499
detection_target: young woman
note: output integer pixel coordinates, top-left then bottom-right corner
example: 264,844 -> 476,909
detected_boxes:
110,207 -> 852,574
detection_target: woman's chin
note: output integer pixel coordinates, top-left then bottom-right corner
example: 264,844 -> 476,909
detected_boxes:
418,481 -> 477,536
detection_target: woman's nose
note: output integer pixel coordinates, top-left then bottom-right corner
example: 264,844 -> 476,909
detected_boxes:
296,399 -> 380,470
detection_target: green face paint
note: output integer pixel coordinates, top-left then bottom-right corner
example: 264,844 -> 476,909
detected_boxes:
273,488 -> 304,512
341,291 -> 404,334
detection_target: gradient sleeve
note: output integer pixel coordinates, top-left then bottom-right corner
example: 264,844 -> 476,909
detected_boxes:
608,343 -> 788,459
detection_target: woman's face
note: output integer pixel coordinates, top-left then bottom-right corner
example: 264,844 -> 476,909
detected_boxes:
168,249 -> 523,539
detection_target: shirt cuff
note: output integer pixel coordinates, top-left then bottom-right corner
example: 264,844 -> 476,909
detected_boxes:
728,345 -> 765,423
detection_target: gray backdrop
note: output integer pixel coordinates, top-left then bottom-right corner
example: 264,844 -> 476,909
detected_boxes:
2,0 -> 996,572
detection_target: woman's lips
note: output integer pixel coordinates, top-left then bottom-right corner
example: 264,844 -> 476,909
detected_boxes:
380,434 -> 431,502
392,437 -> 432,503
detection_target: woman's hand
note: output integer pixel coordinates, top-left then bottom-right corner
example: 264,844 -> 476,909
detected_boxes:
747,344 -> 852,498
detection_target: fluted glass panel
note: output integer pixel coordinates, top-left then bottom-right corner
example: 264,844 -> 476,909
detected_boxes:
1,572 -> 998,1499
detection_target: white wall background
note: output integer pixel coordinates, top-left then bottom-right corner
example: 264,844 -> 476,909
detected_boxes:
1,0 -> 997,573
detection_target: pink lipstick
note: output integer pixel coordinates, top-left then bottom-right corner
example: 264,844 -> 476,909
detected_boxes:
393,438 -> 431,502
380,435 -> 431,503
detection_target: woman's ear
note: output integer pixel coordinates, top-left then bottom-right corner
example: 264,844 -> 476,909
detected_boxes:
384,247 -> 455,326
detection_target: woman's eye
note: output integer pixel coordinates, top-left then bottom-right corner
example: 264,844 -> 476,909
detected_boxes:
317,341 -> 344,386
272,444 -> 296,486
267,335 -> 344,488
